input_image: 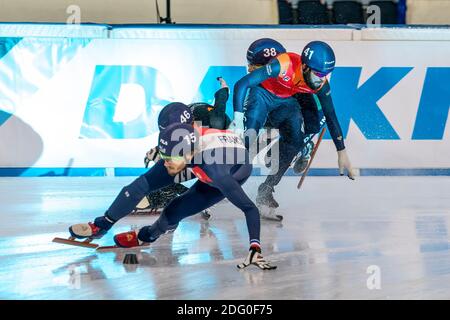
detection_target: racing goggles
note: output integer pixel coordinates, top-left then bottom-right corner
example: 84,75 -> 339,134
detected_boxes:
159,152 -> 185,162
311,69 -> 329,79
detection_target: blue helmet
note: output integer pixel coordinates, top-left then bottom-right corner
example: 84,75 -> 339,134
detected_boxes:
158,102 -> 193,131
246,38 -> 286,65
158,123 -> 197,159
301,41 -> 336,76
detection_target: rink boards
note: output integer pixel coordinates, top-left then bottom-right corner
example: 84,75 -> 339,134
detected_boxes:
0,24 -> 449,175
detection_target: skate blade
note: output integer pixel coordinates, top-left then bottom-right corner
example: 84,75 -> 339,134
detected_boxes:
96,244 -> 150,252
261,215 -> 283,222
52,237 -> 99,249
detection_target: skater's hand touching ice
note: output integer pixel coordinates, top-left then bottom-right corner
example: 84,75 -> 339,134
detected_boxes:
337,149 -> 355,180
237,246 -> 277,270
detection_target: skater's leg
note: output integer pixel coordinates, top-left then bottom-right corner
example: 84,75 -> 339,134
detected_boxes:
263,119 -> 305,187
293,140 -> 315,174
131,183 -> 189,215
243,86 -> 272,152
114,181 -> 228,247
114,166 -> 261,249
292,94 -> 326,173
136,181 -> 226,243
69,160 -> 178,239
100,160 -> 175,226
141,165 -> 259,243
131,166 -> 197,215
257,101 -> 305,207
296,93 -> 321,135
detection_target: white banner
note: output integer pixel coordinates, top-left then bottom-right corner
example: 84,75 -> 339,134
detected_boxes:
0,25 -> 449,174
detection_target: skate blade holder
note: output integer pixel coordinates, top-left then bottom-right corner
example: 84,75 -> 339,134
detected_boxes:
52,237 -> 99,249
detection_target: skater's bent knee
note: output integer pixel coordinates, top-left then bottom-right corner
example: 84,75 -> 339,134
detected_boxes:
122,175 -> 150,201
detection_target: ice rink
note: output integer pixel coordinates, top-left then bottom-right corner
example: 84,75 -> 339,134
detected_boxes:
1,175 -> 450,299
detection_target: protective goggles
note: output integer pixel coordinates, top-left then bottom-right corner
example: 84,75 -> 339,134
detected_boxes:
311,69 -> 329,78
159,152 -> 185,161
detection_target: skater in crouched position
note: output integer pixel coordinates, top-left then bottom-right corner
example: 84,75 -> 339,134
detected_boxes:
68,122 -> 275,270
132,77 -> 231,218
231,39 -> 354,221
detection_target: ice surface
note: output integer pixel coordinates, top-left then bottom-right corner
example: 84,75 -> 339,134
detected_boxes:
0,176 -> 449,299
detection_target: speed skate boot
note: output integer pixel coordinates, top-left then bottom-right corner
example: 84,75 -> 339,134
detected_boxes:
53,215 -> 115,248
293,141 -> 314,174
97,210 -> 181,251
256,183 -> 279,208
95,228 -> 151,252
110,221 -> 178,250
113,230 -> 147,248
256,184 -> 283,222
69,215 -> 114,240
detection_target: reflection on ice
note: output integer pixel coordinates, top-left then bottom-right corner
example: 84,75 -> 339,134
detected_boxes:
0,176 -> 450,299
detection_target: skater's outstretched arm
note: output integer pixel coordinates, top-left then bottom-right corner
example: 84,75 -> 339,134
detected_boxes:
210,166 -> 277,271
210,85 -> 231,130
232,58 -> 281,113
213,86 -> 229,110
202,165 -> 260,245
230,59 -> 280,135
316,81 -> 345,151
316,82 -> 355,179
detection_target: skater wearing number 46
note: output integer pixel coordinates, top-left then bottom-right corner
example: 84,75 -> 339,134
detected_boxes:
132,77 -> 231,218
230,38 -> 355,221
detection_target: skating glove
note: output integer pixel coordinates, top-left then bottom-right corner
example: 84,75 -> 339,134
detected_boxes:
144,146 -> 161,168
237,246 -> 277,270
337,148 -> 355,180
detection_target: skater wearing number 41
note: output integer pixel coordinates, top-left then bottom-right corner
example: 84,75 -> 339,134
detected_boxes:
230,38 -> 355,221
55,114 -> 276,270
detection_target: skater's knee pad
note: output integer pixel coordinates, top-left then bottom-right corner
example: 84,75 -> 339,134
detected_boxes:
122,175 -> 150,201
